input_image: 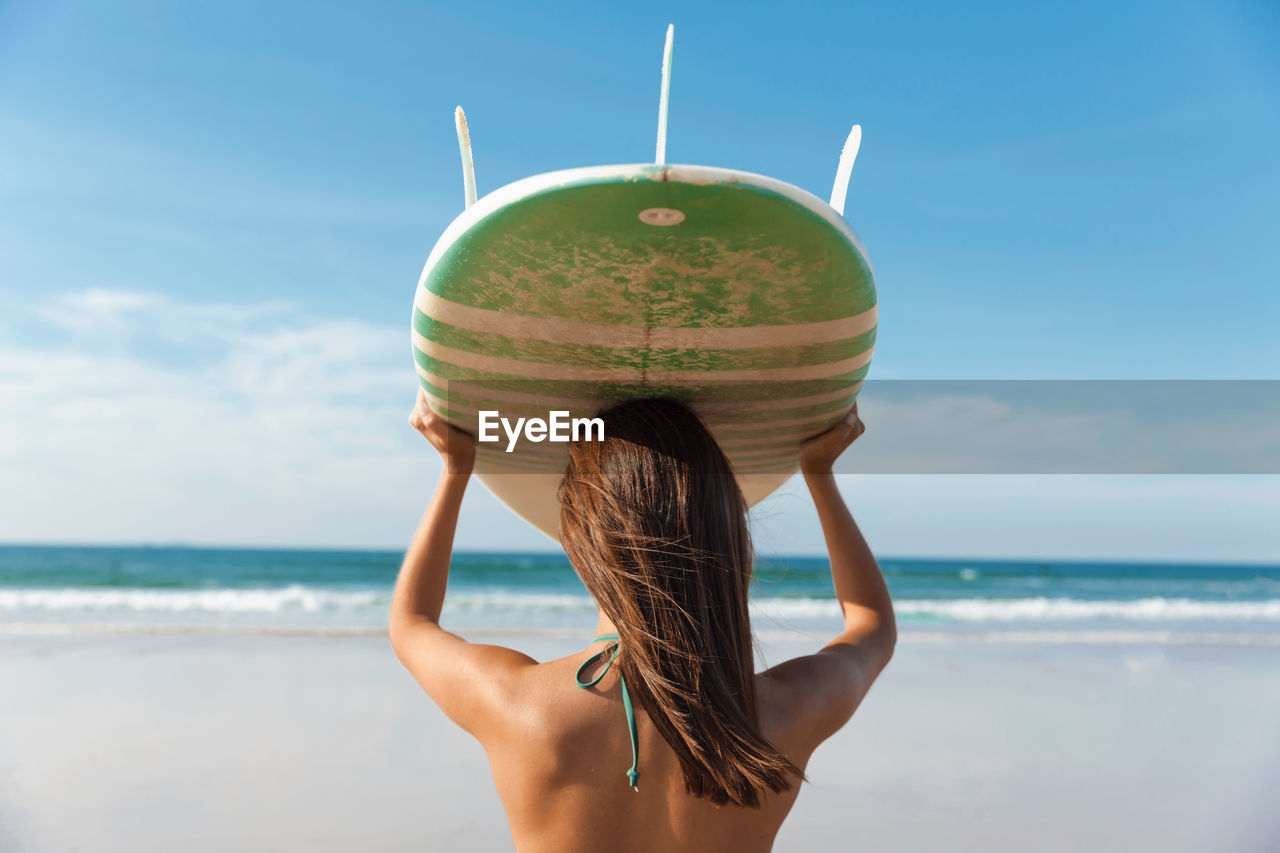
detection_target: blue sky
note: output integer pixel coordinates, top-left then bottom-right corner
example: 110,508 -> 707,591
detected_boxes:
1,0 -> 1277,559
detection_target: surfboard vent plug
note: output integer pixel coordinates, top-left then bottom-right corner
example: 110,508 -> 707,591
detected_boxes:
638,207 -> 685,226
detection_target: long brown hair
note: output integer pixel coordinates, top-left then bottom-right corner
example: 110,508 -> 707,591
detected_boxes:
556,398 -> 803,807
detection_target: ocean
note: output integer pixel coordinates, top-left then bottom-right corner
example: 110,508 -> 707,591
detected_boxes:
2,546 -> 1278,642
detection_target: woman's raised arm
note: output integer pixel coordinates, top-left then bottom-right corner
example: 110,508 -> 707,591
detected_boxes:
800,405 -> 896,673
761,404 -> 896,746
388,391 -> 475,631
389,389 -> 536,740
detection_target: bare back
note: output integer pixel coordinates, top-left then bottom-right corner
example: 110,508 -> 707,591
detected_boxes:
391,398 -> 893,852
477,651 -> 826,853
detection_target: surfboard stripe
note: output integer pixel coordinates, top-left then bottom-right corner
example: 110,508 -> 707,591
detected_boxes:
413,330 -> 875,383
416,366 -> 860,417
414,353 -> 870,403
414,308 -> 877,372
415,289 -> 878,350
419,389 -> 855,436
727,440 -> 793,461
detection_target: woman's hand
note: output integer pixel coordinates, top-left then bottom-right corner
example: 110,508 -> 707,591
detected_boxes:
409,387 -> 477,474
799,402 -> 866,475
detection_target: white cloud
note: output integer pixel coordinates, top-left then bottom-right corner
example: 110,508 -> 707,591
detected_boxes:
0,289 -> 525,548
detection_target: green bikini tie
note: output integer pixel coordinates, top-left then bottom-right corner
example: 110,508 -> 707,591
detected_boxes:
575,633 -> 640,790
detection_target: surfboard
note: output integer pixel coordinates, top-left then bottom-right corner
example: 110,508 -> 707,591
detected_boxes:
411,25 -> 876,541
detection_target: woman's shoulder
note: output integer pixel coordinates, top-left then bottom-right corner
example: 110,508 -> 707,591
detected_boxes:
480,652 -> 641,794
482,652 -> 613,741
754,648 -> 874,762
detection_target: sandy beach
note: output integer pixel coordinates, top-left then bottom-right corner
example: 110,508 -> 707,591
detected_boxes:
2,630 -> 1277,852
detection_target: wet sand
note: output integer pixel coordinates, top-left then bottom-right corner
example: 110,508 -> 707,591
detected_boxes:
1,631 -> 1277,852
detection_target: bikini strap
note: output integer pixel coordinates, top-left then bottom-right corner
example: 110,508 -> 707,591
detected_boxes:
574,632 -> 640,790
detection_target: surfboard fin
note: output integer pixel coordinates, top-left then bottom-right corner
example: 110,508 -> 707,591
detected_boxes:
829,124 -> 861,216
455,105 -> 478,209
655,24 -> 674,165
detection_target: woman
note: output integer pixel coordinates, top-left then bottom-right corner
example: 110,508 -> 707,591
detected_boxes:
390,391 -> 895,853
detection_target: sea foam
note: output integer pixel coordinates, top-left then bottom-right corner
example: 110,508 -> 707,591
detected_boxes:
1,587 -> 1279,622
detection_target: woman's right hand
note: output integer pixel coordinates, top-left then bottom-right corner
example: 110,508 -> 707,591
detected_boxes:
409,387 -> 478,474
799,403 -> 866,475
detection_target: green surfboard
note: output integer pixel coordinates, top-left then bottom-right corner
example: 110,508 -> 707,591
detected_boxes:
412,27 -> 876,540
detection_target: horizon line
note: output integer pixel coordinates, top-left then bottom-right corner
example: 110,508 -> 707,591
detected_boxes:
0,541 -> 1276,569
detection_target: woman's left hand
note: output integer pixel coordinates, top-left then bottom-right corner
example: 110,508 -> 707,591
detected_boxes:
799,402 -> 865,475
409,387 -> 477,474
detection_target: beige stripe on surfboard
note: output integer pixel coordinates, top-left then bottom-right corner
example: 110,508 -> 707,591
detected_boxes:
422,389 -> 860,432
415,365 -> 862,414
413,332 -> 875,383
416,289 -> 878,350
